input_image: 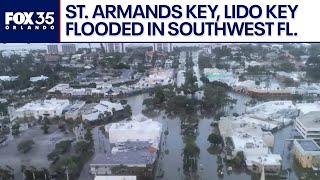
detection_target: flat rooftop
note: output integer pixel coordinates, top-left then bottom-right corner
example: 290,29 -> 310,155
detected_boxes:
74,69 -> 134,84
91,141 -> 157,166
232,132 -> 266,149
296,139 -> 320,151
296,102 -> 320,115
65,101 -> 85,114
247,101 -> 296,115
48,84 -> 70,92
80,103 -> 99,114
17,99 -> 69,111
110,119 -> 162,132
297,111 -> 320,128
235,115 -> 278,131
246,154 -> 282,166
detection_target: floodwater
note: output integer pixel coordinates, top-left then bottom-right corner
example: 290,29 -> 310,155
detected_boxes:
124,50 -> 303,180
125,91 -> 304,180
126,92 -> 240,180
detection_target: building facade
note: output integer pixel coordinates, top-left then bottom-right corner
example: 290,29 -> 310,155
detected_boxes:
61,44 -> 76,54
1,50 -> 29,58
105,43 -> 125,53
153,43 -> 173,52
64,101 -> 86,120
293,139 -> 320,170
108,118 -> 162,145
14,99 -> 70,120
295,111 -> 320,139
47,44 -> 59,54
90,115 -> 162,178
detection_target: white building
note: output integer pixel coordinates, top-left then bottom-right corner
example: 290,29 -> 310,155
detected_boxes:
292,83 -> 320,96
48,84 -> 74,95
300,55 -> 310,62
276,71 -> 305,82
1,50 -> 15,57
231,115 -> 279,131
219,117 -> 282,173
0,99 -> 7,104
65,101 -> 86,120
245,61 -> 262,68
164,59 -> 173,69
30,75 -> 49,82
15,50 -> 30,58
81,101 -> 124,121
219,117 -> 275,156
296,102 -> 320,115
0,76 -> 18,82
47,44 -> 59,54
99,101 -> 124,113
245,154 -> 282,174
14,99 -> 70,119
153,43 -> 173,52
48,83 -> 114,97
203,47 -> 212,54
246,101 -> 300,127
107,114 -> 162,148
295,111 -> 320,139
71,54 -> 83,61
2,50 -> 30,58
61,44 -> 76,54
134,68 -> 174,89
234,80 -> 256,90
105,43 -> 125,53
90,115 -> 162,176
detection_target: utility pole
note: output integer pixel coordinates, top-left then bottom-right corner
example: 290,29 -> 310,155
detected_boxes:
98,129 -> 101,152
65,169 -> 69,180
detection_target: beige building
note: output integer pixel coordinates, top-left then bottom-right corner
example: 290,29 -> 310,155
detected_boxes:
293,139 -> 320,170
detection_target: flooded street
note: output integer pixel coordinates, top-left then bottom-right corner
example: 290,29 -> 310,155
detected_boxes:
122,50 -> 304,180
125,92 -> 303,180
177,51 -> 186,87
192,51 -> 203,88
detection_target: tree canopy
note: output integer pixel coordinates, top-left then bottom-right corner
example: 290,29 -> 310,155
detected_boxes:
207,133 -> 223,145
306,56 -> 320,79
17,139 -> 34,153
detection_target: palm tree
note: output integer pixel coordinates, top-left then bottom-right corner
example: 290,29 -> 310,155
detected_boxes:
182,137 -> 200,173
0,166 -> 14,180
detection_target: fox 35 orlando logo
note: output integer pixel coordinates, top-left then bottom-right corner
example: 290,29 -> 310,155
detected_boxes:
5,12 -> 55,31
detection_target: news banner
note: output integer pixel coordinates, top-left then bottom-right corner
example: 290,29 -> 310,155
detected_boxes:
2,0 -> 320,180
